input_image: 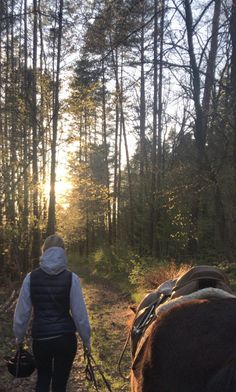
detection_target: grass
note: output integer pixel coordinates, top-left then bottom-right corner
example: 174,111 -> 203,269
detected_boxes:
84,287 -> 131,391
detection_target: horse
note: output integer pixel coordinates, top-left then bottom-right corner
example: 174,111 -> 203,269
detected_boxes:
130,267 -> 236,392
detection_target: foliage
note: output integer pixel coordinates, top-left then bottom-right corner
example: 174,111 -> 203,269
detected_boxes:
129,259 -> 190,290
57,147 -> 109,250
86,247 -> 132,282
1,0 -> 236,279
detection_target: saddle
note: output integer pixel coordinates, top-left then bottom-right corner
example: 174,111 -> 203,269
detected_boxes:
171,265 -> 232,298
131,266 -> 235,379
131,265 -> 233,356
131,279 -> 175,355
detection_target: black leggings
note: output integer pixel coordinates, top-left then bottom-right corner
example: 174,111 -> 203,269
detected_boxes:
33,333 -> 77,392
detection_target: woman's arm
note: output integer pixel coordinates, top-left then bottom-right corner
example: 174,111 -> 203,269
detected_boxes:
70,273 -> 91,350
13,273 -> 32,344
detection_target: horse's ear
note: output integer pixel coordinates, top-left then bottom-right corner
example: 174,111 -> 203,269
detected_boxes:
129,304 -> 137,314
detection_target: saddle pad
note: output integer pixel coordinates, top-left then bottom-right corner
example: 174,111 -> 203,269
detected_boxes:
157,287 -> 236,318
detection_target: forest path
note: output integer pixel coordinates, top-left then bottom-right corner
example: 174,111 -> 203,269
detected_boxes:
0,278 -> 132,391
69,278 -> 132,391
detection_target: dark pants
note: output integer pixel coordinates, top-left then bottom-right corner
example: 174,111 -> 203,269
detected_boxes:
32,333 -> 77,392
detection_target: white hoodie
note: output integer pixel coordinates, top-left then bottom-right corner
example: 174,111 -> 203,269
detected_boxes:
13,247 -> 91,349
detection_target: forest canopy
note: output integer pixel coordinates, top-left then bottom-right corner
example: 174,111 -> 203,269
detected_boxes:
0,0 -> 236,277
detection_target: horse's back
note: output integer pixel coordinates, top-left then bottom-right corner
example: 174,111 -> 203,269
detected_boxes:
140,298 -> 236,392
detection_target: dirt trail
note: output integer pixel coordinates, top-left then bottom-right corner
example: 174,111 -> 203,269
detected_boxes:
0,280 -> 132,391
67,279 -> 132,391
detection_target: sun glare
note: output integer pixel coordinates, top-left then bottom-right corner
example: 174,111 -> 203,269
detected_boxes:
56,179 -> 72,197
44,177 -> 72,207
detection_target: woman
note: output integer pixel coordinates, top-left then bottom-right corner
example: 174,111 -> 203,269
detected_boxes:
13,234 -> 91,392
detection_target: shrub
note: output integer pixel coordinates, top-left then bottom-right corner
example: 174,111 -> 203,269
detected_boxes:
129,260 -> 190,291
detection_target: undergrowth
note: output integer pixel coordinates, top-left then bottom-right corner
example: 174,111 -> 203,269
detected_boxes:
69,246 -> 236,300
69,247 -> 192,302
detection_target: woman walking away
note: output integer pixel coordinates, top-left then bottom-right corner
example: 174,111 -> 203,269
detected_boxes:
13,234 -> 91,392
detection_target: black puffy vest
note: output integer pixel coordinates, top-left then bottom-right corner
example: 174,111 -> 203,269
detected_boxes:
30,268 -> 76,339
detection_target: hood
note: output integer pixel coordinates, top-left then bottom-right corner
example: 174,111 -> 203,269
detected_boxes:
39,247 -> 68,275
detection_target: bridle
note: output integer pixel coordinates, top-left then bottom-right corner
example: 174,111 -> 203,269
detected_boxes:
85,351 -> 113,392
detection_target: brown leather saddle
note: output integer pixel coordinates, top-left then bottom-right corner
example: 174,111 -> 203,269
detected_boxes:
171,265 -> 232,298
131,265 -> 233,356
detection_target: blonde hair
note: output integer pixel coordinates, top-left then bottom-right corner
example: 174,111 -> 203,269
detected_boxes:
42,234 -> 65,253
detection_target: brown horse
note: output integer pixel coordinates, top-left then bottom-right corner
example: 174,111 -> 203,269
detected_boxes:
131,298 -> 236,392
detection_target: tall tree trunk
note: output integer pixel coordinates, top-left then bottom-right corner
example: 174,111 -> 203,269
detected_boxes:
38,0 -> 47,227
150,0 -> 164,256
231,0 -> 236,169
31,0 -> 41,262
112,48 -> 119,246
47,0 -> 64,236
9,0 -> 16,226
139,9 -> 147,254
0,26 -> 4,272
22,0 -> 29,270
4,2 -> 10,228
202,0 -> 221,137
110,43 -> 134,244
140,22 -> 146,179
101,59 -> 112,244
184,0 -> 205,159
117,105 -> 123,242
184,0 -> 227,255
150,0 -> 158,255
156,0 -> 165,256
121,103 -> 134,243
230,0 -> 236,257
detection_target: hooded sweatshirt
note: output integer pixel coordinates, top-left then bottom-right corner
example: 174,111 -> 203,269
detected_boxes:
13,247 -> 91,349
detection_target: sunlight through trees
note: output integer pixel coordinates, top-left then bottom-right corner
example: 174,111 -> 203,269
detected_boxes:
0,0 -> 236,276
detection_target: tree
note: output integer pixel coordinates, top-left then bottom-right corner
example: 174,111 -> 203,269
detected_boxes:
47,0 -> 64,236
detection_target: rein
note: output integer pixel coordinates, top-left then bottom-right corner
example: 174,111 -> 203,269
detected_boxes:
117,331 -> 131,380
85,351 -> 113,392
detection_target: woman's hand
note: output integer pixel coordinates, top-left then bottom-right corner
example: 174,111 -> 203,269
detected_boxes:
16,340 -> 23,351
83,344 -> 91,355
